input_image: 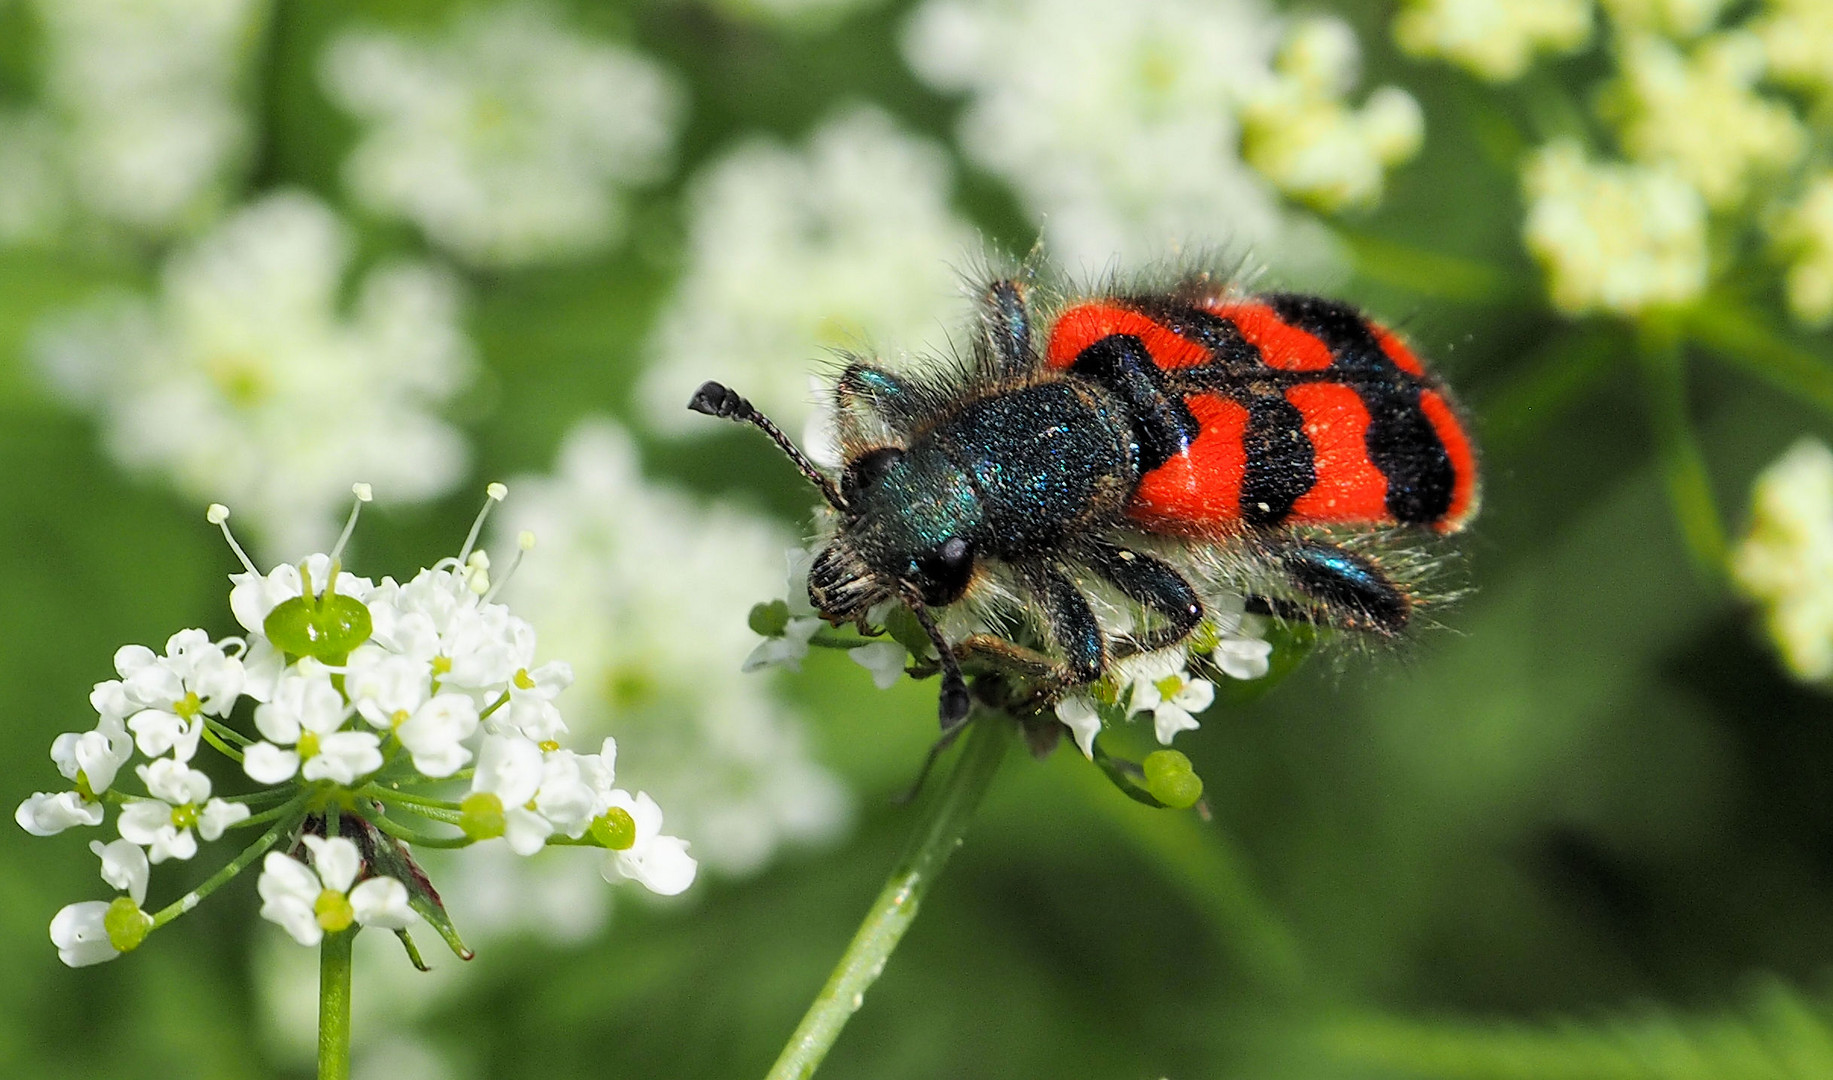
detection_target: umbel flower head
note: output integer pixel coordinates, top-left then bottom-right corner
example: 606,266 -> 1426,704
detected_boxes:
17,483 -> 696,968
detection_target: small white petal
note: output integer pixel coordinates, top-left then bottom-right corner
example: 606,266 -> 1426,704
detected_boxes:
16,791 -> 104,835
89,838 -> 151,905
1153,703 -> 1201,745
1213,637 -> 1273,681
197,799 -> 250,841
473,735 -> 544,806
300,732 -> 384,785
302,836 -> 363,895
1054,695 -> 1103,760
848,641 -> 909,690
257,852 -> 325,946
116,801 -> 173,847
139,758 -> 211,805
50,901 -> 120,967
504,805 -> 555,856
349,876 -> 414,929
243,742 -> 301,785
611,834 -> 697,896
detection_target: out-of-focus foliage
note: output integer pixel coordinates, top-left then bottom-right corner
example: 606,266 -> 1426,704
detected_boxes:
6,1 -> 1833,1079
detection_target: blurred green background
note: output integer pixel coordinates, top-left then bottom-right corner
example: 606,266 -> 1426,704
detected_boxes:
7,0 -> 1833,1078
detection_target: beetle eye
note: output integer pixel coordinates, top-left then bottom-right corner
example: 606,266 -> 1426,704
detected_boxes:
843,447 -> 904,502
910,535 -> 975,606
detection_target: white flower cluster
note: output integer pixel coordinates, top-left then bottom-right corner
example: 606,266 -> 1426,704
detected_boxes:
1241,16 -> 1425,213
1400,0 -> 1825,321
902,0 -> 1341,273
1775,175 -> 1833,327
1598,31 -> 1802,209
320,3 -> 682,268
710,0 -> 889,28
15,0 -> 262,237
640,106 -> 977,442
1521,140 -> 1707,316
17,489 -> 696,968
33,192 -> 474,557
1733,439 -> 1833,683
1053,601 -> 1272,758
489,422 -> 852,902
746,539 -> 1270,759
1393,0 -> 1593,81
1754,0 -> 1833,98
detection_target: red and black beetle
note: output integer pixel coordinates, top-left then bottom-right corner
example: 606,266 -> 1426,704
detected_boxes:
691,271 -> 1479,728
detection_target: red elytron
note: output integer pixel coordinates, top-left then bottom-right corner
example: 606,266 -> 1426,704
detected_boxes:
1043,295 -> 1478,538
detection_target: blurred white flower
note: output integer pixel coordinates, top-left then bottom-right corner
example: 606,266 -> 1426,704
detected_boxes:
849,641 -> 910,690
1754,0 -> 1833,97
1392,0 -> 1594,82
1600,32 -> 1802,209
1521,140 -> 1706,315
33,191 -> 474,556
31,0 -> 262,234
640,106 -> 975,439
1773,173 -> 1833,328
321,3 -> 681,268
1599,0 -> 1728,37
1733,439 -> 1833,682
257,836 -> 415,948
490,420 -> 852,914
1242,16 -> 1425,213
903,0 -> 1339,273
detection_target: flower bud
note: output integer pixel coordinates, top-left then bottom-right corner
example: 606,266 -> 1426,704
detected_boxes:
103,896 -> 152,953
590,806 -> 637,850
459,792 -> 507,840
1142,750 -> 1203,809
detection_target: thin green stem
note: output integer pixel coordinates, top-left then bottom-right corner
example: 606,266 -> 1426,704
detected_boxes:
318,929 -> 354,1080
477,690 -> 511,723
764,715 -> 1011,1080
199,725 -> 244,763
1638,319 -> 1729,578
1684,300 -> 1833,419
205,717 -> 253,747
149,792 -> 310,928
365,810 -> 471,848
360,785 -> 463,812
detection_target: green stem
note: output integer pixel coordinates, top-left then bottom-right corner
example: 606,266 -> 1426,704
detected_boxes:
199,725 -> 244,763
205,717 -> 253,747
149,793 -> 309,928
1638,319 -> 1729,578
764,716 -> 1011,1080
318,929 -> 354,1080
359,785 -> 463,812
1684,300 -> 1833,419
365,811 -> 472,848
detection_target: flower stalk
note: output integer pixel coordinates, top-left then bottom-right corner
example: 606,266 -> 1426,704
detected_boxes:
318,928 -> 355,1080
764,715 -> 1011,1080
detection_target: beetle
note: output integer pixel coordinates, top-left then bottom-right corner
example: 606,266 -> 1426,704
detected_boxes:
690,272 -> 1478,729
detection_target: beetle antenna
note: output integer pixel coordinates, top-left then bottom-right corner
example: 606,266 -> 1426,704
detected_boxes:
903,593 -> 972,728
688,381 -> 848,512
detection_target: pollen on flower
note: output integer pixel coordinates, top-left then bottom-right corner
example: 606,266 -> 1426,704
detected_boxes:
487,483 -> 508,502
207,504 -> 230,525
351,483 -> 373,503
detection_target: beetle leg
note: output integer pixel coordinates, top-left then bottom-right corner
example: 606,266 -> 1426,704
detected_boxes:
1079,539 -> 1204,654
975,278 -> 1034,377
1017,561 -> 1107,686
1251,537 -> 1410,636
1065,332 -> 1203,471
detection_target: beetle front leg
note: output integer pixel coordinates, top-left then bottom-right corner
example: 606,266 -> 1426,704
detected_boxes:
1079,539 -> 1204,655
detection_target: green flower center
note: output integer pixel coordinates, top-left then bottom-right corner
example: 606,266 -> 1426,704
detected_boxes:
263,561 -> 372,665
314,889 -> 355,933
104,897 -> 152,953
459,792 -> 507,841
591,807 -> 637,851
169,803 -> 199,831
